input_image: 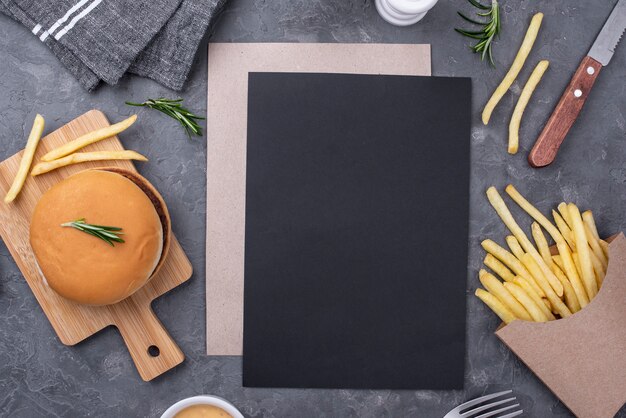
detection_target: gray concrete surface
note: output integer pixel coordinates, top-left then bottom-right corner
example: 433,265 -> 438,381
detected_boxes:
1,0 -> 625,416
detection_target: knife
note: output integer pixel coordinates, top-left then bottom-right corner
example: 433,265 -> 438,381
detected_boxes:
528,0 -> 626,168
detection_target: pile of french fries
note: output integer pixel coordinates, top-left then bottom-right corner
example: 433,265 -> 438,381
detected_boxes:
476,185 -> 609,323
4,114 -> 145,204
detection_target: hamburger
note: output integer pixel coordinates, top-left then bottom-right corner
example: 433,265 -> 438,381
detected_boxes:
30,168 -> 171,305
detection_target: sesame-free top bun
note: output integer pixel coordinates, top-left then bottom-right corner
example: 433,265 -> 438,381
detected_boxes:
29,168 -> 171,305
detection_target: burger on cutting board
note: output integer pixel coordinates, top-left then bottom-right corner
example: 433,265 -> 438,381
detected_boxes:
30,167 -> 171,305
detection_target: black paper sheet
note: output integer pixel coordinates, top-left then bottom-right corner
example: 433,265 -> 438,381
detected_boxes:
243,72 -> 471,389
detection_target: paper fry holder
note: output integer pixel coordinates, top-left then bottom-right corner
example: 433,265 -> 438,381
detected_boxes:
496,233 -> 626,418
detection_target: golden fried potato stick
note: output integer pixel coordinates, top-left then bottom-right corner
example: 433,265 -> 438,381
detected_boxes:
568,203 -> 598,299
531,222 -> 552,265
486,187 -> 563,296
553,210 -> 575,250
481,239 -> 545,297
505,185 -> 589,307
557,202 -> 573,228
572,253 -> 583,277
521,254 -> 571,317
4,114 -> 45,203
479,270 -> 532,321
582,211 -> 608,259
482,13 -> 544,125
588,249 -> 605,288
582,210 -> 600,239
41,115 -> 137,162
513,276 -> 555,320
599,240 -> 610,258
484,254 -> 515,282
531,222 -> 580,312
584,223 -> 608,269
504,282 -> 549,322
475,288 -> 517,324
552,255 -> 564,271
551,264 -> 581,313
506,235 -> 525,260
508,60 -> 550,154
31,150 -> 147,176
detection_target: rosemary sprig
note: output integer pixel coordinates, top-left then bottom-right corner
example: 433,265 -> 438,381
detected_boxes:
61,218 -> 125,246
455,0 -> 501,67
125,98 -> 205,138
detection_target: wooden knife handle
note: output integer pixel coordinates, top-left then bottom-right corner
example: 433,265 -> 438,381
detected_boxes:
528,56 -> 602,167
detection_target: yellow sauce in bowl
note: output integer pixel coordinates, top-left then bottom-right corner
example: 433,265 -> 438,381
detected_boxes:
174,404 -> 233,418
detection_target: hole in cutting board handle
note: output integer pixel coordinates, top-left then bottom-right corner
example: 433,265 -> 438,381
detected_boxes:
147,345 -> 160,357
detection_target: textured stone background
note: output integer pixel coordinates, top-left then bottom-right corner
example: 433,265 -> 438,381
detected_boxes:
1,0 -> 625,417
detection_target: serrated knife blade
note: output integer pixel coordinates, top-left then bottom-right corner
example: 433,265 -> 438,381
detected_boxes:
588,0 -> 626,65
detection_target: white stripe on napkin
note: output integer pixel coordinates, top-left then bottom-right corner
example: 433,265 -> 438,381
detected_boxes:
48,0 -> 92,37
55,0 -> 103,41
32,24 -> 42,35
39,30 -> 50,41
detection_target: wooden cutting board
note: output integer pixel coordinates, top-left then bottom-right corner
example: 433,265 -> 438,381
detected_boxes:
0,110 -> 192,381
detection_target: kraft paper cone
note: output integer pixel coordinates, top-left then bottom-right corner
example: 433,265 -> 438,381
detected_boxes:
497,233 -> 626,418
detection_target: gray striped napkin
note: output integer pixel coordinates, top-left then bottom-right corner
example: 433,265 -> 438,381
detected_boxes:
0,0 -> 226,91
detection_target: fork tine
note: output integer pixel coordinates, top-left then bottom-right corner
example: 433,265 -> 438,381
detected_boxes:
497,411 -> 523,418
454,390 -> 513,412
474,403 -> 520,418
460,397 -> 517,417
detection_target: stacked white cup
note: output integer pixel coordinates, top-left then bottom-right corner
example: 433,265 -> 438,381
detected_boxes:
375,0 -> 439,26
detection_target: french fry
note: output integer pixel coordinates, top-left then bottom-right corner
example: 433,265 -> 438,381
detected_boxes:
514,276 -> 555,320
582,210 -> 610,258
486,187 -> 563,296
475,288 -> 517,324
584,223 -> 608,270
505,185 -> 589,306
531,222 -> 581,312
531,222 -> 552,266
506,235 -> 525,260
479,270 -> 532,321
504,282 -> 549,322
588,244 -> 606,275
589,248 -> 605,288
505,185 -> 563,242
521,254 -> 571,317
4,114 -> 45,203
599,239 -> 610,258
552,255 -> 563,270
568,203 -> 598,299
482,13 -> 544,125
572,252 -> 583,277
31,150 -> 147,176
508,60 -> 550,154
553,210 -> 575,250
481,239 -> 545,297
582,210 -> 600,239
551,264 -> 581,313
484,254 -> 515,282
558,202 -> 573,228
40,115 -> 137,162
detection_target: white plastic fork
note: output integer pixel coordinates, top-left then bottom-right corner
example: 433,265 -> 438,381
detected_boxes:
444,390 -> 523,418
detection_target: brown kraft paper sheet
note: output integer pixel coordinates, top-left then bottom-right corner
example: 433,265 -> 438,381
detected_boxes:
206,43 -> 431,355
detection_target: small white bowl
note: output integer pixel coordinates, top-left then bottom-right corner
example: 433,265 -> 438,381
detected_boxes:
160,395 -> 244,418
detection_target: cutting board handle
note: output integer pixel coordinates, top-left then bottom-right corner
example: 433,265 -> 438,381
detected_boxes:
112,298 -> 185,381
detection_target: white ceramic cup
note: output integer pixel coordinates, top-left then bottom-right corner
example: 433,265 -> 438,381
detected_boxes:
160,395 -> 244,418
375,0 -> 439,26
